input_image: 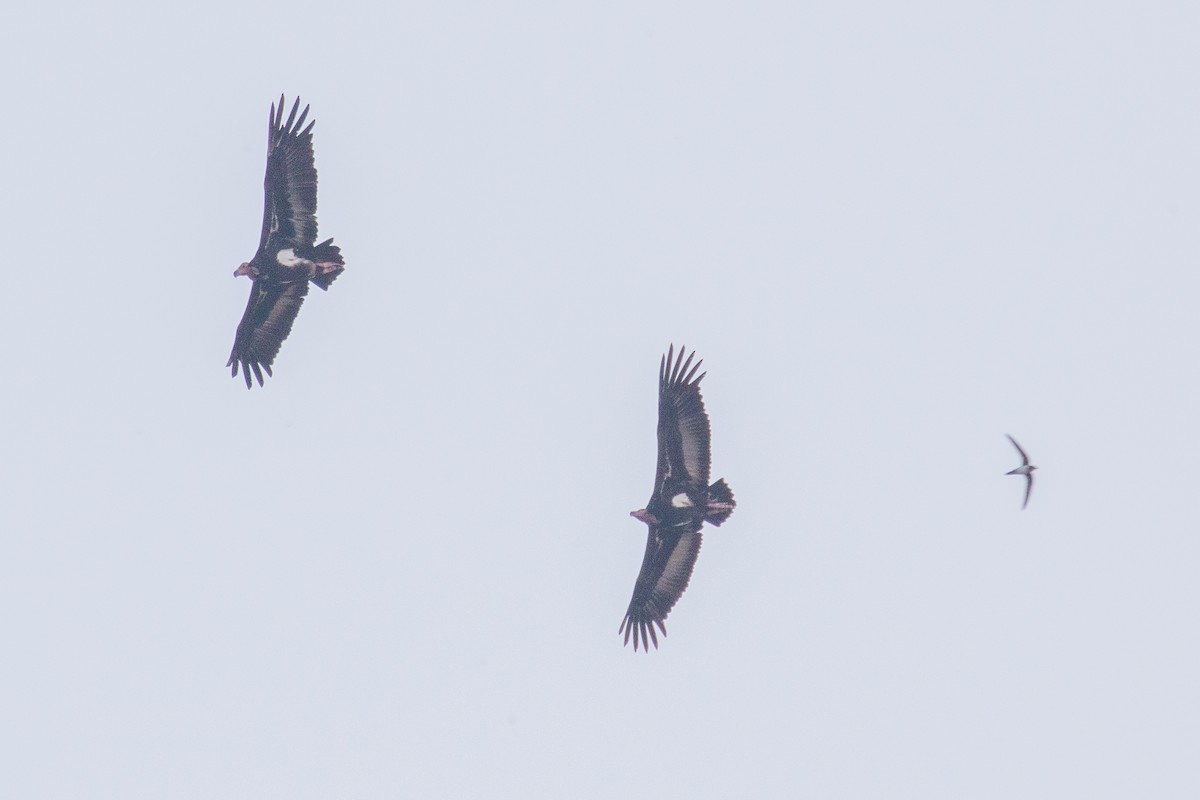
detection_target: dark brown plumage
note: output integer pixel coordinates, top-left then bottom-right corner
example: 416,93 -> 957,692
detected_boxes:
228,95 -> 345,388
621,345 -> 736,651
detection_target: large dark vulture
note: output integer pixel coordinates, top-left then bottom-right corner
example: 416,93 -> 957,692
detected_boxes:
228,95 -> 345,388
620,345 -> 736,651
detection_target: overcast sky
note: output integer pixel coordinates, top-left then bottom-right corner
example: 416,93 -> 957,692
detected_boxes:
2,1 -> 1198,797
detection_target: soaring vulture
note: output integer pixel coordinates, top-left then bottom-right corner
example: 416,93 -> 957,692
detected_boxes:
228,95 -> 345,388
620,345 -> 736,651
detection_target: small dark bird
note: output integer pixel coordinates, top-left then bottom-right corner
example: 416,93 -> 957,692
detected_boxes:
228,95 -> 345,388
1005,434 -> 1038,510
621,346 -> 736,651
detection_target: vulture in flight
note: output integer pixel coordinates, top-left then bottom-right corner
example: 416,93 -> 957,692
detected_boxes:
620,345 -> 736,651
228,95 -> 345,388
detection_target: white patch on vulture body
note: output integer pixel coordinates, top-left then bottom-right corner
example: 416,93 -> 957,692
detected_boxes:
276,248 -> 302,267
671,493 -> 693,508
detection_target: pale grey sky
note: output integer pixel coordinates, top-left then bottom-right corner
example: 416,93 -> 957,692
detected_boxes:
2,1 -> 1199,797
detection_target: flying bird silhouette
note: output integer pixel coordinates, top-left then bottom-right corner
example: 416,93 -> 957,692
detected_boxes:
228,95 -> 345,388
621,346 -> 736,652
1005,434 -> 1037,510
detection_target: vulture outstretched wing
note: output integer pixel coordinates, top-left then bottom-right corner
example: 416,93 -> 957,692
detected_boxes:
227,280 -> 309,388
654,344 -> 712,495
258,94 -> 319,251
620,523 -> 703,651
